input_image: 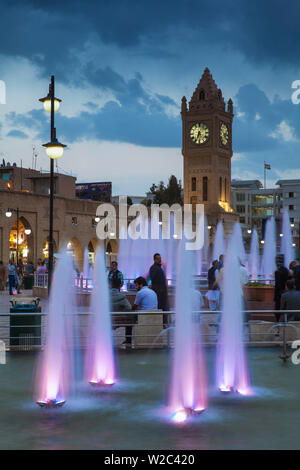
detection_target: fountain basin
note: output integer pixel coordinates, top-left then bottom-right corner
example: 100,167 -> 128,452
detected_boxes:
89,380 -> 115,388
36,399 -> 66,408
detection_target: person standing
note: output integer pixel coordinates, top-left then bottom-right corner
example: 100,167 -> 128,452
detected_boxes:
206,260 -> 220,311
108,261 -> 124,289
274,254 -> 289,322
8,260 -> 17,295
149,253 -> 169,326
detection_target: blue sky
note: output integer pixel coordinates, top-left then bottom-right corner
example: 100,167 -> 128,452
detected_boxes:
1,0 -> 300,195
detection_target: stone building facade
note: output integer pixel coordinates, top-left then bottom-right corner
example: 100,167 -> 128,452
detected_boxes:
0,165 -> 118,270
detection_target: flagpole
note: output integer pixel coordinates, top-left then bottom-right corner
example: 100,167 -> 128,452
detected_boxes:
264,161 -> 266,189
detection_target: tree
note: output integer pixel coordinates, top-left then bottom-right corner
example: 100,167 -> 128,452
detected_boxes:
148,175 -> 183,206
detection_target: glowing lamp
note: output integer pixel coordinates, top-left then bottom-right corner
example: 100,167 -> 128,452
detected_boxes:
43,139 -> 66,159
94,216 -> 100,223
25,228 -> 31,235
247,229 -> 252,234
261,240 -> 265,244
291,223 -> 295,228
207,225 -> 212,230
39,94 -> 61,113
280,233 -> 283,237
5,209 -> 12,218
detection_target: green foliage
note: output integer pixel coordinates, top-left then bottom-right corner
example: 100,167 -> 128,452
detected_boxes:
245,282 -> 273,287
148,175 -> 183,206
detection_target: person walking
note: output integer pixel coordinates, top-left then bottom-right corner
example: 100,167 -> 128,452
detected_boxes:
280,279 -> 300,321
149,253 -> 168,326
8,260 -> 18,295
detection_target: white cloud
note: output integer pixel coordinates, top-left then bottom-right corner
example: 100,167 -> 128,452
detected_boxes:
270,120 -> 297,142
232,152 -> 245,161
255,113 -> 261,120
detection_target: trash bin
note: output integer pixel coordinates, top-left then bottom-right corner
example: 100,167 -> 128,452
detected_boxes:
23,275 -> 34,290
9,298 -> 41,348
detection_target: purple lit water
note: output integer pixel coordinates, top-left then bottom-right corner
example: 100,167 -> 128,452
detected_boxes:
85,246 -> 116,386
35,251 -> 76,405
281,208 -> 295,268
261,217 -> 276,280
212,221 -> 225,262
249,229 -> 260,279
216,235 -> 252,395
169,240 -> 207,422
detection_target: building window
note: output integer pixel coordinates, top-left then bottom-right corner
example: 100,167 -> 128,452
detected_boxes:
289,192 -> 294,198
72,217 -> 78,227
236,205 -> 246,213
240,217 -> 245,224
236,193 -> 246,202
191,177 -> 196,192
289,205 -> 294,211
203,176 -> 208,202
199,90 -> 205,101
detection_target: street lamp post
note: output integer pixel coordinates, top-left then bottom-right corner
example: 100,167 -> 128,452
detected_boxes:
6,208 -> 19,264
39,76 -> 66,290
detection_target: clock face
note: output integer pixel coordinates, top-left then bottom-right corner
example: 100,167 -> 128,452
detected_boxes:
190,123 -> 209,144
220,123 -> 229,145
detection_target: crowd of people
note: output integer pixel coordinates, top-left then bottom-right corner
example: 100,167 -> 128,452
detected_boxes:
108,254 -> 169,348
0,258 -> 48,295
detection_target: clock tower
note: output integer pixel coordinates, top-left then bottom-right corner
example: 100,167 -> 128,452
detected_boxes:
181,68 -> 238,228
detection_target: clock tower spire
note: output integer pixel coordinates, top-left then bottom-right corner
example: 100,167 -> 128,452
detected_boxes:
182,68 -> 237,228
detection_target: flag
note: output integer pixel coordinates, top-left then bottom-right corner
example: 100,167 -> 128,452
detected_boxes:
264,163 -> 271,170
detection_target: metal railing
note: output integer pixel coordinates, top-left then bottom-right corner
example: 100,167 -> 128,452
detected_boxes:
1,310 -> 300,358
34,273 -> 49,288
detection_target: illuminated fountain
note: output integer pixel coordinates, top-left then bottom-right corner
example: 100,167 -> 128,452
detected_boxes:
249,229 -> 260,280
281,208 -> 295,268
169,239 -> 207,422
86,245 -> 116,387
212,221 -> 225,262
216,234 -> 252,395
232,222 -> 246,266
36,251 -> 75,408
261,217 -> 276,281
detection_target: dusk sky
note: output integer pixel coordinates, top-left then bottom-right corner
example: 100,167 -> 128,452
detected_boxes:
1,0 -> 300,195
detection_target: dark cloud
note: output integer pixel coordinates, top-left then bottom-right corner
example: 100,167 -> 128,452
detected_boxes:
1,0 -> 300,89
233,83 -> 300,174
5,75 -> 181,147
